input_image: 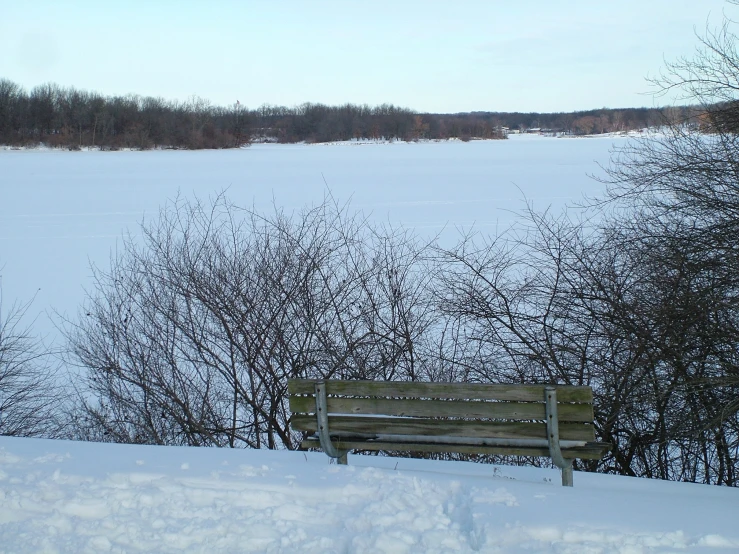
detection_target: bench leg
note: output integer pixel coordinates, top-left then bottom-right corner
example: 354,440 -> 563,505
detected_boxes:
315,381 -> 350,466
545,387 -> 575,487
561,461 -> 574,487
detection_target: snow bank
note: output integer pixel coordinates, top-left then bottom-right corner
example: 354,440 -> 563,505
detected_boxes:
0,436 -> 737,553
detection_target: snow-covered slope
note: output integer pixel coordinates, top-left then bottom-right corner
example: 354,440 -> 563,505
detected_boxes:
1,436 -> 737,553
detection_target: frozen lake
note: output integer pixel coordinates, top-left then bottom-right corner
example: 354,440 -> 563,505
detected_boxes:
0,135 -> 622,342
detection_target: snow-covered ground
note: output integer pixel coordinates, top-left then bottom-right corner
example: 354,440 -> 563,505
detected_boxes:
1,135 -> 617,342
1,435 -> 737,553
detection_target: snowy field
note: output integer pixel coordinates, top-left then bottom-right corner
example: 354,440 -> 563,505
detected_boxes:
1,435 -> 738,553
1,135 -> 615,342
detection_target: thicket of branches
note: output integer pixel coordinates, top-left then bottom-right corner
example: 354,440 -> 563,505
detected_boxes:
64,195 -> 437,448
434,207 -> 738,485
54,177 -> 738,484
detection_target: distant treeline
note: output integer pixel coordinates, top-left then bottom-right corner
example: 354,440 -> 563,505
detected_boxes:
452,107 -> 689,135
0,79 -> 250,150
0,78 -> 683,149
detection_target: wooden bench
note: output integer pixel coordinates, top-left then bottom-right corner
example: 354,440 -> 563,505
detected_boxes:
288,379 -> 610,486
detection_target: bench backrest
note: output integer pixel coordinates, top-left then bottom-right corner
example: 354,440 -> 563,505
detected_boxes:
289,378 -> 596,447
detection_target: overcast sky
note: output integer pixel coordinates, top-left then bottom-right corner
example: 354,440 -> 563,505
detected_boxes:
0,1 -> 732,113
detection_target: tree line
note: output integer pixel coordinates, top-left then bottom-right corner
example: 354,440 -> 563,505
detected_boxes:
462,106 -> 687,135
0,79 -> 249,150
1,78 -> 678,150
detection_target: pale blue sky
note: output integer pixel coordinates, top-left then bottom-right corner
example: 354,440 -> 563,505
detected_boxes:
0,1 -> 731,113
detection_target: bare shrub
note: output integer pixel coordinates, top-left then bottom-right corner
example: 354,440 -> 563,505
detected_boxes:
65,194 -> 437,448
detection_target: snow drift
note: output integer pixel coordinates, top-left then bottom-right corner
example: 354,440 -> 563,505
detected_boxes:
1,436 -> 737,553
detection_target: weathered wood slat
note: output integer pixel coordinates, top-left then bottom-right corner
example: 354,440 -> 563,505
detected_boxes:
288,378 -> 593,403
288,394 -> 311,415
299,438 -> 608,460
290,415 -> 596,441
289,395 -> 594,423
